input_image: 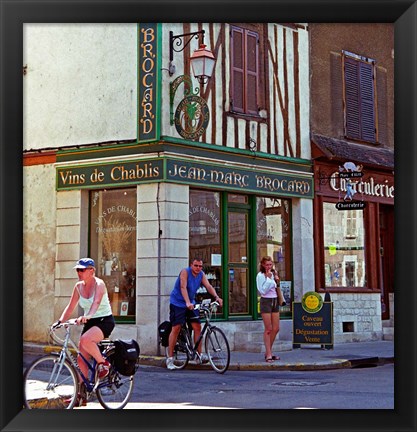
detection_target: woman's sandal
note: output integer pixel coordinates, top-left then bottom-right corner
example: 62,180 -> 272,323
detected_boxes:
271,355 -> 280,360
265,356 -> 274,363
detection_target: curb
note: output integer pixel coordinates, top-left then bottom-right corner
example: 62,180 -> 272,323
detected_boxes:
138,355 -> 352,371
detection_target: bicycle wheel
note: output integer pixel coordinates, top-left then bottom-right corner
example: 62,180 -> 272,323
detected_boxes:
23,355 -> 79,409
96,350 -> 134,409
205,327 -> 230,374
164,329 -> 189,370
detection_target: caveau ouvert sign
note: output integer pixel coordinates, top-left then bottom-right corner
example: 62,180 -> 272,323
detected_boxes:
56,157 -> 314,199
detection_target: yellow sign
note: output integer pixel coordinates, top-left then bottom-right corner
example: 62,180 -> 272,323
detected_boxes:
301,291 -> 323,313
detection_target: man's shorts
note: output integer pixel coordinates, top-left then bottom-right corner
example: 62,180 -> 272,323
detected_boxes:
260,297 -> 280,314
169,304 -> 201,326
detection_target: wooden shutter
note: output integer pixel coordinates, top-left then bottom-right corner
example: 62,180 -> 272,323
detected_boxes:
246,30 -> 259,115
230,26 -> 259,115
359,62 -> 376,142
231,26 -> 244,113
344,56 -> 376,143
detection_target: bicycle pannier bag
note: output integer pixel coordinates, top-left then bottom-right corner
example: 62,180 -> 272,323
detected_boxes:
113,339 -> 140,376
158,321 -> 172,347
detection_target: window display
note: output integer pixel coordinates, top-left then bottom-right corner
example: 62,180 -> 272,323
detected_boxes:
89,189 -> 137,320
256,197 -> 292,313
323,202 -> 366,287
189,190 -> 222,311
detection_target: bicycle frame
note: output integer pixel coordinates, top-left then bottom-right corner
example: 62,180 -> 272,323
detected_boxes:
51,323 -> 113,393
181,306 -> 214,359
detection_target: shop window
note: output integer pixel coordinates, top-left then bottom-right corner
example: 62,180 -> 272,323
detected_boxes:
256,197 -> 292,313
343,51 -> 376,143
230,24 -> 266,116
189,189 -> 222,311
89,188 -> 137,321
323,202 -> 366,288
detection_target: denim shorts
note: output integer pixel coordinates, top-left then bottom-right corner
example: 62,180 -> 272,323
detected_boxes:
81,315 -> 115,338
260,297 -> 280,314
169,304 -> 200,326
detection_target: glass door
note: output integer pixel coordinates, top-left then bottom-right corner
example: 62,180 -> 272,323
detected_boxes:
228,210 -> 249,315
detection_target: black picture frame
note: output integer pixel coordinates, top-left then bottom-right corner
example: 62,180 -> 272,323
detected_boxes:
1,1 -> 416,431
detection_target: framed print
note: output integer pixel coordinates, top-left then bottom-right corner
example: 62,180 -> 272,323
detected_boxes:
1,1 -> 416,432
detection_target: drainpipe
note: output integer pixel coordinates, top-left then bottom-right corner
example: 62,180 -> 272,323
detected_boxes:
156,181 -> 162,356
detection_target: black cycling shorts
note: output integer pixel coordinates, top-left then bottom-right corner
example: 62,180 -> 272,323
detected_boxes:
81,315 -> 115,338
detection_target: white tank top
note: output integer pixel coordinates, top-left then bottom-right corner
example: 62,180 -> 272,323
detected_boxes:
77,279 -> 112,318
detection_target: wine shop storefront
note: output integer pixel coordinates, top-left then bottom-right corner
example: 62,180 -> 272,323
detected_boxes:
54,142 -> 315,354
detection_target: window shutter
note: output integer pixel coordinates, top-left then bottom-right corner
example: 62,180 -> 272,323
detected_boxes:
344,58 -> 361,140
246,30 -> 259,115
344,56 -> 376,143
359,62 -> 376,143
231,27 -> 244,113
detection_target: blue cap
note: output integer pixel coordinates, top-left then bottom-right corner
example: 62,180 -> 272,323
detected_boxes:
74,258 -> 95,269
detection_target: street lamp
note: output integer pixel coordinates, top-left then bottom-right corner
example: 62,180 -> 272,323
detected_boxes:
169,30 -> 216,84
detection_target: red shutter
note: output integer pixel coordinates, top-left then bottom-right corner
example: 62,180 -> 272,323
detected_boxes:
246,30 -> 259,115
231,27 -> 244,113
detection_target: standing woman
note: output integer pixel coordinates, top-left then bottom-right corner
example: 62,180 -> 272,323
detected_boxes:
256,256 -> 281,363
53,258 -> 115,405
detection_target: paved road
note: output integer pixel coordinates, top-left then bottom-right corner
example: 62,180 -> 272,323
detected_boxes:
75,363 -> 393,410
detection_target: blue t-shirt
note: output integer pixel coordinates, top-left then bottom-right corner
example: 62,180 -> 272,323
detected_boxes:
170,267 -> 203,307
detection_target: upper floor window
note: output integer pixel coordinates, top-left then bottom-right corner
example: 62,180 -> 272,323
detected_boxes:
343,51 -> 376,143
230,24 -> 266,116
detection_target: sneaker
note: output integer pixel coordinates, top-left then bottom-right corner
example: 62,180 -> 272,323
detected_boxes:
96,360 -> 111,380
200,353 -> 209,364
166,356 -> 176,370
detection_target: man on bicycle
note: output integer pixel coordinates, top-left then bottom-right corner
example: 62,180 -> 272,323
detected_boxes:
166,258 -> 223,370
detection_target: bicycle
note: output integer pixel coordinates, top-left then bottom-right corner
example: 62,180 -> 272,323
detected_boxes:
166,300 -> 230,374
23,319 -> 135,409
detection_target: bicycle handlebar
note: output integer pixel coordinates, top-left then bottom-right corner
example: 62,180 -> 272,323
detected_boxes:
50,318 -> 78,330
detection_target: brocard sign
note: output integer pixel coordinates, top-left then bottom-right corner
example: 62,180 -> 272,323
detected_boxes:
56,157 -> 313,199
138,23 -> 161,143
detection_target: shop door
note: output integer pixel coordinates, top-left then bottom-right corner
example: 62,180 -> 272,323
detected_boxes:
227,210 -> 250,316
379,205 -> 394,320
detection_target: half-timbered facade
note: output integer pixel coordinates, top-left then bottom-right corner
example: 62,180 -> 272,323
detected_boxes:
24,22 -> 311,354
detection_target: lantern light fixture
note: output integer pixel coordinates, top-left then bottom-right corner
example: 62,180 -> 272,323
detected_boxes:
169,30 -> 216,84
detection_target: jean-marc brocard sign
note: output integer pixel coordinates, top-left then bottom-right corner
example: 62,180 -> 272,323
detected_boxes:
293,291 -> 333,347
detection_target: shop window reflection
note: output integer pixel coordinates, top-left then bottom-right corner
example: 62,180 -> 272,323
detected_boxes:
256,197 -> 292,313
89,189 -> 137,320
189,189 -> 222,314
323,202 -> 366,288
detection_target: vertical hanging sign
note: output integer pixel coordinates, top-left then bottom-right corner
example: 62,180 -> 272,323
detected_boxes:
138,23 -> 161,143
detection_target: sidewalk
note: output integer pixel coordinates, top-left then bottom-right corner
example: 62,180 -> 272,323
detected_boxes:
142,340 -> 394,371
24,340 -> 393,372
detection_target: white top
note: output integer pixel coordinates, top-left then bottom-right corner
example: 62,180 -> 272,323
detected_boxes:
256,272 -> 277,298
76,281 -> 112,318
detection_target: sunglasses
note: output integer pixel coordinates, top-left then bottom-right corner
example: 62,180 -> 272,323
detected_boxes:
193,264 -> 203,268
76,268 -> 90,273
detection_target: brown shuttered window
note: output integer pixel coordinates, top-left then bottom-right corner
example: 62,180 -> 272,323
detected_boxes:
230,26 -> 259,116
343,54 -> 376,143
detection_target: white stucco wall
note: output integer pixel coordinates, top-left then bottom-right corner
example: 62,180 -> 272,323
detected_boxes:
23,23 -> 138,150
23,164 -> 57,342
